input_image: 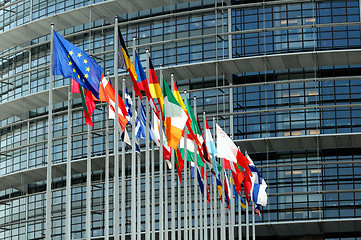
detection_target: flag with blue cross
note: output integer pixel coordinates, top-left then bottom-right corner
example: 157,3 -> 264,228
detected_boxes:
52,30 -> 103,100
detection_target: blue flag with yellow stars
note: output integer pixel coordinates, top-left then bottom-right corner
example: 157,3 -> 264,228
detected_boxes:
52,30 -> 102,99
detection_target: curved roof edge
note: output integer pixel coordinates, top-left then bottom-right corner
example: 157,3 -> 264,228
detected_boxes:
0,132 -> 360,192
0,49 -> 360,122
0,0 -> 194,54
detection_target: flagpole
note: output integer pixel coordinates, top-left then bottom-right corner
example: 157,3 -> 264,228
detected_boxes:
131,83 -> 137,240
239,193 -> 242,240
159,65 -> 164,240
252,202 -> 256,240
220,158 -> 226,240
162,71 -> 169,240
65,57 -> 72,240
121,78 -> 126,240
151,110 -> 156,240
229,78 -> 235,240
183,90 -> 188,240
104,70 -> 110,240
145,49 -> 151,240
185,90 -> 193,240
147,51 -> 156,240
133,36 -> 142,240
113,16 -> 120,240
137,95 -> 142,240
212,117 -> 218,240
246,200 -> 250,240
202,111 -> 208,240
86,124 -> 92,240
193,96 -> 199,240
170,74 -> 176,240
46,23 -> 54,240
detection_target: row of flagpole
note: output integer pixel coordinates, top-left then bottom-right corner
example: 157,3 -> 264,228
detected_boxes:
48,16 -> 267,240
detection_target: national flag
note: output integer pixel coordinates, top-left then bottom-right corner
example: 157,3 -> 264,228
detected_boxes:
205,117 -> 220,178
201,166 -> 210,202
52,30 -> 102,99
124,89 -> 142,138
173,83 -> 200,146
148,56 -> 164,110
134,50 -> 160,116
179,130 -> 204,167
216,177 -> 223,200
246,152 -> 268,207
71,79 -> 95,127
117,29 -> 142,99
150,111 -> 171,160
139,101 -> 154,140
175,148 -> 184,182
162,78 -> 188,149
93,75 -> 128,130
196,166 -> 205,197
81,88 -> 96,126
216,124 -> 252,177
196,115 -> 212,169
231,170 -> 245,196
224,172 -> 231,210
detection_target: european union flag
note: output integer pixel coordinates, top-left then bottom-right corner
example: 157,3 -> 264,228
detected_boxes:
52,30 -> 102,99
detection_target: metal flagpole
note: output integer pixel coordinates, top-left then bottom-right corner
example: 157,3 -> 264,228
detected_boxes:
46,23 -> 54,240
86,125 -> 92,240
183,89 -> 188,240
113,16 -> 120,240
212,117 -> 218,240
121,78 -> 126,240
145,49 -> 151,240
137,97 -> 141,240
186,90 -> 193,240
252,202 -> 256,240
239,193 -> 242,240
104,70 -> 110,240
229,80 -> 235,240
131,83 -> 137,240
159,65 -> 164,240
65,63 -> 72,240
151,111 -> 156,240
133,36 -> 141,240
163,76 -> 169,240
147,51 -> 156,240
170,74 -> 176,240
220,159 -> 225,240
193,97 -> 198,240
246,200 -> 249,240
202,111 -> 207,240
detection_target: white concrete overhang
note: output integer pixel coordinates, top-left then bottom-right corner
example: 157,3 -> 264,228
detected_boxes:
0,132 -> 361,193
248,218 -> 361,237
0,86 -> 68,120
1,49 -> 361,122
0,0 -> 193,53
235,132 -> 361,153
161,49 -> 361,80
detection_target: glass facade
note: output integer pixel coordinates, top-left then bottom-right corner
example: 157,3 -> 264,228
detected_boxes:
0,0 -> 360,239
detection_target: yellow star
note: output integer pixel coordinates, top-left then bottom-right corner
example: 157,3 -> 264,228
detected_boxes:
82,79 -> 86,82
77,75 -> 80,79
68,61 -> 72,66
73,69 -> 76,73
86,67 -> 90,72
77,53 -> 82,58
84,74 -> 89,79
69,50 -> 73,56
83,59 -> 88,64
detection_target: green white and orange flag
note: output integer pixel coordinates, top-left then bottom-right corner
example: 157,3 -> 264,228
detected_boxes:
162,78 -> 188,149
173,83 -> 201,147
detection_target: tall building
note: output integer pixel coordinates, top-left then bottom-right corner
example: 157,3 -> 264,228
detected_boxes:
0,0 -> 360,239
